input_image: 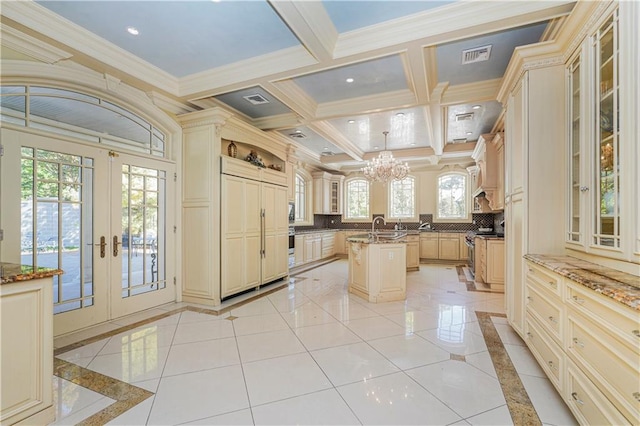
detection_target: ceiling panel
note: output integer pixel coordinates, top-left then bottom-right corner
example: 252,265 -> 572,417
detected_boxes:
323,1 -> 455,33
446,101 -> 502,143
214,86 -> 293,119
436,22 -> 548,85
292,54 -> 408,103
37,0 -> 300,77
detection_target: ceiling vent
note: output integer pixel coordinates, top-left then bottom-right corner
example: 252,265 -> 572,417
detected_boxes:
455,112 -> 474,122
288,132 -> 306,139
452,138 -> 468,144
242,94 -> 270,105
461,45 -> 492,64
321,151 -> 334,156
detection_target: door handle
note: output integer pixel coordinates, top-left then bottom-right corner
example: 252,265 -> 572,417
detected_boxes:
94,236 -> 106,258
113,235 -> 121,257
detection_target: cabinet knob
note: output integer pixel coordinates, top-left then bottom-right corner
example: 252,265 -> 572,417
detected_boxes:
633,392 -> 640,402
572,337 -> 584,348
571,296 -> 585,305
571,392 -> 584,405
548,316 -> 557,324
526,296 -> 533,301
632,330 -> 640,338
526,332 -> 533,338
579,186 -> 590,192
548,360 -> 557,371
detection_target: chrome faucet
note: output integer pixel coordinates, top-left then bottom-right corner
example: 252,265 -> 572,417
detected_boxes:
371,216 -> 385,234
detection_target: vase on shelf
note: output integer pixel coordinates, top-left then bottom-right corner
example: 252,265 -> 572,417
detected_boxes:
228,141 -> 237,158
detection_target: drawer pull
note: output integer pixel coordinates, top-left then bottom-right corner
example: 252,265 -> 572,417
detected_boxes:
548,281 -> 557,288
528,268 -> 535,274
527,296 -> 533,301
548,316 -> 558,324
571,392 -> 584,405
632,330 -> 640,338
526,332 -> 533,338
548,360 -> 557,371
572,337 -> 584,348
571,296 -> 585,304
633,392 -> 640,402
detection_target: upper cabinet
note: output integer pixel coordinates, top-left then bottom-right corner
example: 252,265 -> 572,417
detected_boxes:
565,1 -> 639,266
471,133 -> 504,211
312,171 -> 344,215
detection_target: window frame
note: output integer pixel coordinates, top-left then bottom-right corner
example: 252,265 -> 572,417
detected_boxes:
343,177 -> 371,223
387,175 -> 418,222
434,171 -> 471,223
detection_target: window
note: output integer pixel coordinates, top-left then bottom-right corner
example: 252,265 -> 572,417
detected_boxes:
388,176 -> 415,219
345,178 -> 370,220
437,173 -> 468,220
294,173 -> 306,222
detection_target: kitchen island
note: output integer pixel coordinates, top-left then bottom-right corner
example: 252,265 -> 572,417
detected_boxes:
346,233 -> 407,303
1,262 -> 61,425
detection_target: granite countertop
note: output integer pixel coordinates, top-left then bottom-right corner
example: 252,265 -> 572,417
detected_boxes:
475,234 -> 505,240
524,254 -> 640,311
1,262 -> 63,284
347,232 -> 408,244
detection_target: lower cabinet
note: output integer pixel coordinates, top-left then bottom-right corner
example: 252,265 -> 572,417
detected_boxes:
475,238 -> 504,288
1,277 -> 55,425
321,233 -> 335,258
406,234 -> 420,270
419,233 -> 439,259
523,260 -> 639,425
438,233 -> 460,260
294,235 -> 304,266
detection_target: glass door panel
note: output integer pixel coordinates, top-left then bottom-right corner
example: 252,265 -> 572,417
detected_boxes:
111,154 -> 174,318
568,57 -> 581,243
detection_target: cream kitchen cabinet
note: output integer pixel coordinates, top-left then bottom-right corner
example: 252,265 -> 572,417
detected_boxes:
459,233 -> 469,260
405,234 -> 420,271
348,241 -> 407,303
321,232 -> 335,258
294,234 -> 305,266
312,172 -> 344,215
1,273 -> 56,426
221,157 -> 289,299
303,234 -> 321,263
419,233 -> 439,259
438,233 -> 460,260
522,258 -> 640,425
335,231 -> 346,255
471,133 -> 503,211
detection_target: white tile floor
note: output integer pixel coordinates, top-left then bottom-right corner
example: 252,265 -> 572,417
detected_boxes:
51,260 -> 577,425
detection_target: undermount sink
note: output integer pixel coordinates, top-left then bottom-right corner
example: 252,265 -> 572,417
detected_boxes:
371,231 -> 407,240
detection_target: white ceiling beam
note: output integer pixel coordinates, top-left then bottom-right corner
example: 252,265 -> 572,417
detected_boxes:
315,89 -> 416,120
268,0 -> 337,63
403,46 -> 429,105
309,121 -> 365,162
265,79 -> 318,121
440,79 -> 503,106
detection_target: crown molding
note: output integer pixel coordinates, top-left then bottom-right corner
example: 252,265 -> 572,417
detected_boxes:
269,0 -> 337,62
180,46 -> 317,98
308,121 -> 364,161
315,89 -> 416,119
177,107 -> 234,130
147,91 -> 198,116
0,24 -> 72,64
440,79 -> 502,106
333,1 -> 575,59
496,41 -> 563,104
1,1 -> 179,95
556,0 -> 612,62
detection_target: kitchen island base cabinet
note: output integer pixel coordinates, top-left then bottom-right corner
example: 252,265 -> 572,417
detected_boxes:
348,242 -> 406,303
1,277 -> 54,426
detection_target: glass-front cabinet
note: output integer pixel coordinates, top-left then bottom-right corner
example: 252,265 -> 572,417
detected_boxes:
566,2 -> 638,265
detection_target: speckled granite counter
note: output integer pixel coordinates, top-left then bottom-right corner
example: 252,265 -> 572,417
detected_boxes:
475,234 -> 504,240
346,232 -> 408,244
524,254 -> 640,311
1,262 -> 62,284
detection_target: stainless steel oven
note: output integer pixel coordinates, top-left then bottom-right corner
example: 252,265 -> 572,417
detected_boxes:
288,227 -> 295,268
464,232 -> 475,277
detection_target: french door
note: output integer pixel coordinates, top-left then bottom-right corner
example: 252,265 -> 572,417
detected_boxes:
20,134 -> 175,335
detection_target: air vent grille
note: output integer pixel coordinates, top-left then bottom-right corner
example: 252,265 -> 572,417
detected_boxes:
462,45 -> 492,64
452,138 -> 468,144
288,132 -> 306,139
455,112 -> 474,122
242,94 -> 270,105
321,151 -> 334,156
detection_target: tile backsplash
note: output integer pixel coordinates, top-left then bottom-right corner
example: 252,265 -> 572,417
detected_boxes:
295,213 -> 498,232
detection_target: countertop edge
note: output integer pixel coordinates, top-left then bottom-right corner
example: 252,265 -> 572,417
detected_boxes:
524,254 -> 640,311
1,262 -> 63,285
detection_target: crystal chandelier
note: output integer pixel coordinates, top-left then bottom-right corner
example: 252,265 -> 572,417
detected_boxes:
362,131 -> 410,183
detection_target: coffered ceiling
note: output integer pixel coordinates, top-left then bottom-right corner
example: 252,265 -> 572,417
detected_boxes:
0,0 -> 576,171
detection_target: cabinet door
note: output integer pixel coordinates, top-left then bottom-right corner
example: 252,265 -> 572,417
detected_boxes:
262,184 -> 288,283
335,231 -> 346,254
406,241 -> 419,269
420,236 -> 438,259
294,235 -> 304,265
313,237 -> 322,260
486,240 -> 505,284
438,236 -> 459,260
304,236 -> 314,263
459,234 -> 469,260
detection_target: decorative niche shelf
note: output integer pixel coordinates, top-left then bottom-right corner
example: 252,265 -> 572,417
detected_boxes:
222,139 -> 285,172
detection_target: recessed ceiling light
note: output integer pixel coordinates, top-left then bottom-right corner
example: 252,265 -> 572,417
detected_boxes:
396,113 -> 405,117
295,130 -> 302,133
346,78 -> 354,83
323,147 -> 329,150
127,27 -> 139,36
373,146 -> 379,150
410,143 -> 416,146
348,119 -> 355,124
466,132 -> 473,135
472,105 -> 481,109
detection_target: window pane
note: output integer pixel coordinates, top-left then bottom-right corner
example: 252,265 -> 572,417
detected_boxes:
389,177 -> 414,218
346,179 -> 369,219
438,174 -> 466,219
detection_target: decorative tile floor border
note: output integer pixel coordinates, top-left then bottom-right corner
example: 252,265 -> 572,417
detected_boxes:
456,265 -> 505,293
476,311 -> 541,426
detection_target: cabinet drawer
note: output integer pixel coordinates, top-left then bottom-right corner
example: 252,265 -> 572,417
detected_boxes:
567,310 -> 640,423
524,314 -> 563,390
566,359 -> 631,426
566,281 -> 640,348
525,261 -> 562,297
526,284 -> 562,342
